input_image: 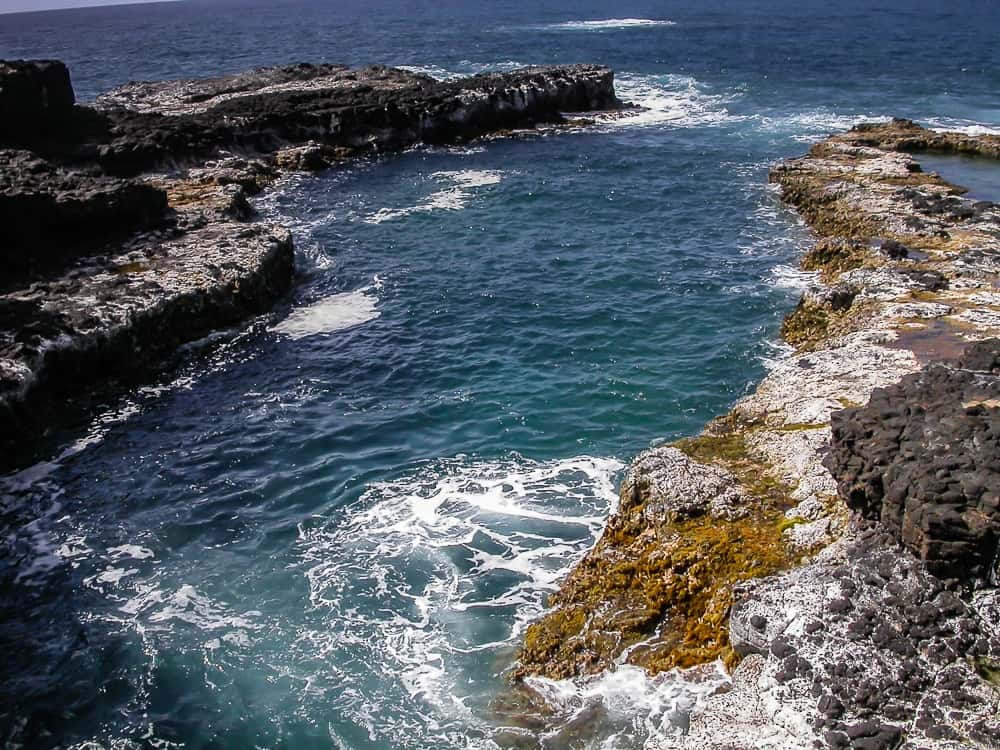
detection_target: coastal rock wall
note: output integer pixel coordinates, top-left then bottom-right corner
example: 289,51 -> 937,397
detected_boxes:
90,63 -> 619,174
0,149 -> 169,276
0,223 -> 293,452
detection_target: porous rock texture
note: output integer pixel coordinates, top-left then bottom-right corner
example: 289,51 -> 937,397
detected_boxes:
827,339 -> 1000,586
0,59 -> 620,463
91,63 -> 619,175
511,120 -> 1000,749
0,149 -> 169,274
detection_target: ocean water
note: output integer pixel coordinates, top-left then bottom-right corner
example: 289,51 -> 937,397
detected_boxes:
1,1 -> 999,748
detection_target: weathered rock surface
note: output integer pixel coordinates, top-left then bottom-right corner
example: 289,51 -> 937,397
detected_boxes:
0,60 -> 75,142
850,117 -> 1000,160
86,63 -> 619,175
0,149 -> 169,275
0,223 -> 293,441
668,526 -> 1000,750
826,339 -> 1000,585
515,434 -> 801,681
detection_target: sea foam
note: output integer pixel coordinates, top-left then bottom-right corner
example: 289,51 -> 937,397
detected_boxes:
366,170 -> 504,223
293,454 -> 625,745
540,18 -> 677,30
271,280 -> 381,340
604,73 -> 743,129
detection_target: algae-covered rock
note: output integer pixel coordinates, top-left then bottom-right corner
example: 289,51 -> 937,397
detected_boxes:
513,435 -> 798,681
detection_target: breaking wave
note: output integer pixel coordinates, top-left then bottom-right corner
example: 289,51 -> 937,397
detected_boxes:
293,453 -> 624,746
605,73 -> 744,129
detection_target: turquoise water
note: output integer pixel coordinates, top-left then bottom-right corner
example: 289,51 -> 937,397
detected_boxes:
2,1 -> 999,748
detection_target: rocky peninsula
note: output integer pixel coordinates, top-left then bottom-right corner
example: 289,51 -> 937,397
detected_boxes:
513,120 -> 1000,749
0,59 -> 620,465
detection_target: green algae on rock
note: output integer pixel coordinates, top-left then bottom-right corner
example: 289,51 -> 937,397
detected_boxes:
513,422 -> 801,681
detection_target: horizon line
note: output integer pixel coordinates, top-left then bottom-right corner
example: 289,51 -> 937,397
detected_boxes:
0,0 -> 185,17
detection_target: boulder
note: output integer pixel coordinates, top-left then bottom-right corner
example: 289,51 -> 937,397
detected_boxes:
825,339 -> 1000,585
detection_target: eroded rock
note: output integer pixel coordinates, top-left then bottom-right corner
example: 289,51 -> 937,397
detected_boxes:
0,59 -> 75,142
826,339 -> 1000,585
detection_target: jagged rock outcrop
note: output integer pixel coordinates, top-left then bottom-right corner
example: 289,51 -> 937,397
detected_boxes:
514,434 -> 800,681
73,62 -> 618,175
512,119 -> 1000,749
0,223 -> 293,445
696,526 -> 1000,750
0,149 -> 168,275
826,339 -> 1000,585
850,117 -> 1000,160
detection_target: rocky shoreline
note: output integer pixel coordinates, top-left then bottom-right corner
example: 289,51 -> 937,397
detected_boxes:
4,56 -> 999,747
512,120 -> 1000,749
0,59 -> 620,466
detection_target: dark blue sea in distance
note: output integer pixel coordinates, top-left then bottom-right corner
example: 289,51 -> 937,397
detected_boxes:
1,1 -> 999,747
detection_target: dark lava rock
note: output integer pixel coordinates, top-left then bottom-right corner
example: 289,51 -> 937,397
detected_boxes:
878,239 -> 909,260
91,63 -> 621,175
0,149 -> 169,277
0,60 -> 75,142
825,339 -> 1000,585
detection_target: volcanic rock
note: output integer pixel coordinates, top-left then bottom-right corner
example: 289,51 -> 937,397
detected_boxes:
825,339 -> 1000,585
0,60 -> 75,142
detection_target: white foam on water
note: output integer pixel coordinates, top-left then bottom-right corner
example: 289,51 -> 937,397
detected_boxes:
753,111 -> 891,142
366,169 -> 505,223
924,117 -> 1000,136
522,661 -> 731,747
537,18 -> 677,30
768,264 -> 819,291
271,279 -> 381,340
760,338 -> 797,371
293,453 -> 629,746
108,544 -> 155,560
397,64 -> 465,81
605,73 -> 744,129
399,60 -> 531,80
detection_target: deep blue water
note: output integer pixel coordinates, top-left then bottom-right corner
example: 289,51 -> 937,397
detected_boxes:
1,1 -> 999,748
